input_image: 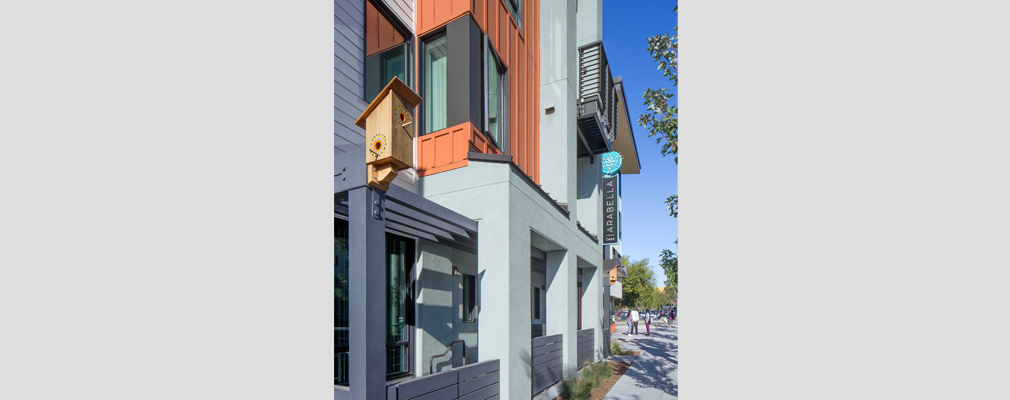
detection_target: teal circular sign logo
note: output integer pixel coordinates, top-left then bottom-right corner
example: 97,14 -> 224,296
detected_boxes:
601,151 -> 622,176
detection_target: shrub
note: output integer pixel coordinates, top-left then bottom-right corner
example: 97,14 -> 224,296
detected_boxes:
563,361 -> 614,398
563,376 -> 592,400
610,340 -> 624,355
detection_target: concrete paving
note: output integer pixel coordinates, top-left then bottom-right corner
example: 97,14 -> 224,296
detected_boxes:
604,320 -> 679,399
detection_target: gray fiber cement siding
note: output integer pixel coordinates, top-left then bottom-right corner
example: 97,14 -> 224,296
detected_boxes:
334,0 -> 417,192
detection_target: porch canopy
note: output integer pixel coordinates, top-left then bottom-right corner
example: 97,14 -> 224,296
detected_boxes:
334,148 -> 478,400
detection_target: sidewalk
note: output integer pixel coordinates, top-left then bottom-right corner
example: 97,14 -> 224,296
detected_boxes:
605,321 -> 679,399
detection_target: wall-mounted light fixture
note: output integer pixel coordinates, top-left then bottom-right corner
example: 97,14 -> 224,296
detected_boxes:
545,106 -> 555,114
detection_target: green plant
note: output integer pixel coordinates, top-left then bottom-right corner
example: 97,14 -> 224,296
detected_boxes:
562,361 -> 615,400
610,340 -> 624,356
562,376 -> 592,400
585,362 -> 612,388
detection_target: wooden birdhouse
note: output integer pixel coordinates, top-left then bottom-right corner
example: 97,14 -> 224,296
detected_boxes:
354,77 -> 421,191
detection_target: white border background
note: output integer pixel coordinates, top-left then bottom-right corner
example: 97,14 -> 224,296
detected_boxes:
685,0 -> 1010,398
1,0 -> 332,398
2,0 -> 1009,399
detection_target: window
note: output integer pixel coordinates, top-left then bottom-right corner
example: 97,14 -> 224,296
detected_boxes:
423,34 -> 448,134
334,219 -> 350,386
364,0 -> 409,103
462,273 -> 476,322
386,233 -> 414,378
577,270 -> 583,330
532,287 -> 540,320
505,0 -> 521,31
334,220 -> 416,384
485,42 -> 507,152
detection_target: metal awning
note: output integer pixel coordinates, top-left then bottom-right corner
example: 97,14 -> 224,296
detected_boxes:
335,149 -> 478,253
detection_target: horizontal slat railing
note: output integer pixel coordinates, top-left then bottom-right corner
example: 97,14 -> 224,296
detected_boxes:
577,329 -> 594,367
578,41 -> 616,148
531,334 -> 564,395
389,360 -> 500,400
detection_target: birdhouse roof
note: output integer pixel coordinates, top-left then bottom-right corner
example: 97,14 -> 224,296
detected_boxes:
354,77 -> 422,129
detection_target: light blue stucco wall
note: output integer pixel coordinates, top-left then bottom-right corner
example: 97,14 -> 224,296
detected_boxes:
575,0 -> 602,47
576,155 -> 602,238
416,240 -> 479,375
418,160 -> 604,400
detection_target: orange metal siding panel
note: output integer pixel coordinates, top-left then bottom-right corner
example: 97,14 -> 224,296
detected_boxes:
510,33 -> 518,166
453,0 -> 469,15
534,0 -> 540,183
517,51 -> 524,173
533,52 -> 541,184
434,131 -> 454,167
487,0 -> 497,53
454,125 -> 469,161
418,134 -> 435,173
500,3 -> 509,68
434,1 -> 449,27
519,37 -> 526,176
525,48 -> 533,180
473,0 -> 486,34
416,122 -> 486,177
419,0 -> 433,35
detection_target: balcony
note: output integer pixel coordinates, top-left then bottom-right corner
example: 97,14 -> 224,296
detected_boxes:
577,41 -> 617,157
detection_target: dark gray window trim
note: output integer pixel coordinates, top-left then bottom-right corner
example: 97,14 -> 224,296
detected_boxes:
418,28 -> 448,136
364,0 -> 414,96
462,273 -> 477,323
384,231 -> 417,381
482,34 -> 508,154
532,286 -> 540,320
505,0 -> 522,32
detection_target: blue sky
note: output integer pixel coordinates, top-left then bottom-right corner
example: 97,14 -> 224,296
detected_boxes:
602,0 -> 678,281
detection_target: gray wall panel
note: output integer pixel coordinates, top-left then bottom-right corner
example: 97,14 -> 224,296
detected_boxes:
334,39 -> 364,75
335,0 -> 416,192
334,66 -> 364,93
335,0 -> 367,151
382,0 -> 414,30
335,0 -> 364,15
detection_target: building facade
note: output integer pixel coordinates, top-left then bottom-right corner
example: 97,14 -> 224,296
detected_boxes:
334,0 -> 639,399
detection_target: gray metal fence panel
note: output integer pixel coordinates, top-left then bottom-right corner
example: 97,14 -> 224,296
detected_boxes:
531,334 -> 564,395
389,360 -> 500,400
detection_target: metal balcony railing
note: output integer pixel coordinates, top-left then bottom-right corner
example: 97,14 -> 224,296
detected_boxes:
578,41 -> 617,156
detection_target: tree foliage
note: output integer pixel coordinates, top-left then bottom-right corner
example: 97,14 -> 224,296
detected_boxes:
659,246 -> 678,301
615,255 -> 677,309
639,6 -> 678,218
619,256 -> 656,308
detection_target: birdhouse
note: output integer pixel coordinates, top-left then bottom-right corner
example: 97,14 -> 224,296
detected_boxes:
354,77 -> 422,191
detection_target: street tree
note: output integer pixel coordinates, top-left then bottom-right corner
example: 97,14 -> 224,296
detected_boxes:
620,256 -> 657,308
638,6 -> 678,218
659,243 -> 678,301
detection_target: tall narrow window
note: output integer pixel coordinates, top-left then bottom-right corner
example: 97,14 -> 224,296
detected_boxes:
505,0 -> 522,31
364,0 -> 408,103
334,219 -> 350,386
486,47 -> 507,152
462,274 -> 476,322
386,234 -> 414,378
532,287 -> 540,320
423,34 -> 448,134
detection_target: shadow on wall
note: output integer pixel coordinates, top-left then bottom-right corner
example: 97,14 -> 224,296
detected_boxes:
416,242 -> 482,374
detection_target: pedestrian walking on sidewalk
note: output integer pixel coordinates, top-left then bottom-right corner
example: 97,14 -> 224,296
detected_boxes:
630,309 -> 640,335
645,308 -> 652,335
626,310 -> 633,334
